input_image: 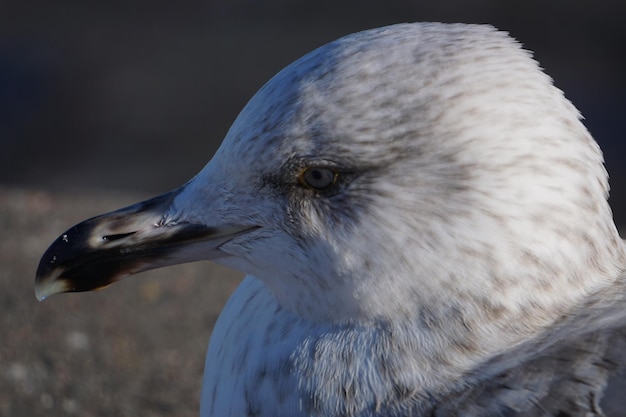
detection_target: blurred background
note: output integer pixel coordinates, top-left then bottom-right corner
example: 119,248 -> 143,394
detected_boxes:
1,1 -> 625,416
2,1 -> 625,209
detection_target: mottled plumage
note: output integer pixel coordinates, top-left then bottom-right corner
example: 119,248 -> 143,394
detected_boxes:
37,23 -> 626,416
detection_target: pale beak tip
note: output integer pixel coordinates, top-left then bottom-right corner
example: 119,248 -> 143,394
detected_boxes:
34,278 -> 68,302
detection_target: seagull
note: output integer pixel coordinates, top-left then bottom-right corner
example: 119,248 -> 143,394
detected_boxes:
36,22 -> 626,416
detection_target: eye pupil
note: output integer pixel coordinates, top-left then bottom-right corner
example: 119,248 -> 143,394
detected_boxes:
299,167 -> 337,190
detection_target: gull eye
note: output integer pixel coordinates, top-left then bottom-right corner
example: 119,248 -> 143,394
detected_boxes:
298,167 -> 337,190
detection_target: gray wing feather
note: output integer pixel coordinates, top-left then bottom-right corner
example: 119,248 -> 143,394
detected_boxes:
430,277 -> 626,417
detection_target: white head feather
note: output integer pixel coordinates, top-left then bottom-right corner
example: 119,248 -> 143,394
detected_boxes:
165,23 -> 626,416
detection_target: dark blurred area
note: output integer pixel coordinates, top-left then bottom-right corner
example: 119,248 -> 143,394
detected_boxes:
0,1 -> 625,224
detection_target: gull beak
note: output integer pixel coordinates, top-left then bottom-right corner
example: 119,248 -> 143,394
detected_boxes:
35,187 -> 255,301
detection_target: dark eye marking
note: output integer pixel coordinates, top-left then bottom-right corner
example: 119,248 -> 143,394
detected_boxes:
298,167 -> 338,191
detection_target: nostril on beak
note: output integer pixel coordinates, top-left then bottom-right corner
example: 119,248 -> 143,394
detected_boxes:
102,232 -> 136,242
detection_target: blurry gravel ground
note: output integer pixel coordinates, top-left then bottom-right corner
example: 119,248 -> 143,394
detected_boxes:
1,185 -> 625,416
0,186 -> 243,417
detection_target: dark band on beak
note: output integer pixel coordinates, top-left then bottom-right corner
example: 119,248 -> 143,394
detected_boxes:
35,187 -> 256,301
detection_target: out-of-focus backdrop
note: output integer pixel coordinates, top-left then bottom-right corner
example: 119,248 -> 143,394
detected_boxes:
2,1 -> 625,207
1,1 -> 624,416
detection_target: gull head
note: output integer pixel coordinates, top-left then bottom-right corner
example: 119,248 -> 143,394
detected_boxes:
36,23 -> 625,333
